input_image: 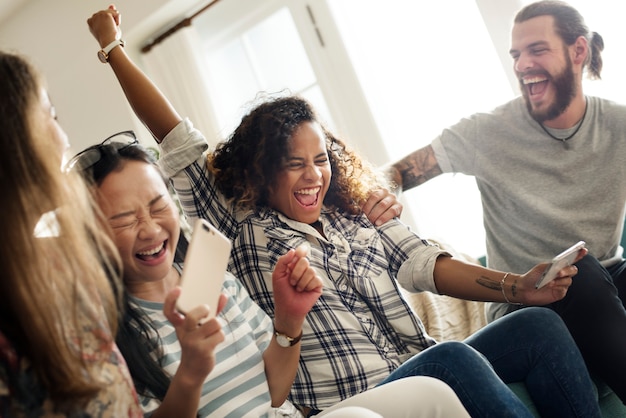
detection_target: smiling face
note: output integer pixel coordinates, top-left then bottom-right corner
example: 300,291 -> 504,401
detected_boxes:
268,121 -> 331,225
510,15 -> 579,123
96,160 -> 180,293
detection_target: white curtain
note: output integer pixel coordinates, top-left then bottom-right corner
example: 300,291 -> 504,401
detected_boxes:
141,25 -> 221,147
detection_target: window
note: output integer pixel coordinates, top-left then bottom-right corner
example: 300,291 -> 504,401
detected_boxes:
194,0 -> 334,139
192,0 -> 624,259
327,0 -> 516,258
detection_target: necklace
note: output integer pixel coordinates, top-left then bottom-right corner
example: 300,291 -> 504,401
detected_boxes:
540,99 -> 588,142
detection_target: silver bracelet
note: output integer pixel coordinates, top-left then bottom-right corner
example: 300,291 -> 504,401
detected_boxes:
500,272 -> 523,305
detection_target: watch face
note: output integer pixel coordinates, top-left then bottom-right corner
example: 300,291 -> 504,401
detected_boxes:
276,334 -> 291,347
97,50 -> 108,63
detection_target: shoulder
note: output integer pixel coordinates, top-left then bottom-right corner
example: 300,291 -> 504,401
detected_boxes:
586,96 -> 626,133
588,95 -> 626,113
444,97 -> 525,135
222,272 -> 243,293
488,96 -> 526,119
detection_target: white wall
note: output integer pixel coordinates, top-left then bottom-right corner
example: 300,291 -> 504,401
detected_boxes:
0,0 -> 207,152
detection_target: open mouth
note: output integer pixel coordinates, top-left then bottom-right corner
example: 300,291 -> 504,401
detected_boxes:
522,75 -> 549,97
136,240 -> 167,261
294,186 -> 321,207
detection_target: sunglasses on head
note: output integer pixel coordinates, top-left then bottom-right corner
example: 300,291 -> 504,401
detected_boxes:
66,130 -> 138,172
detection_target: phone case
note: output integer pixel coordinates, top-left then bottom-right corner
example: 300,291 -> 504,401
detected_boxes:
535,240 -> 585,289
177,219 -> 232,316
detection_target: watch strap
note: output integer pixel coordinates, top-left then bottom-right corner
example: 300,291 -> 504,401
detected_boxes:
274,327 -> 303,347
98,39 -> 125,63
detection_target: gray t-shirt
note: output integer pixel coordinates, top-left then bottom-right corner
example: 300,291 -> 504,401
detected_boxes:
431,96 -> 626,319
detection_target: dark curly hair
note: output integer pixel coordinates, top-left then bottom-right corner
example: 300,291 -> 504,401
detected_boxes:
208,96 -> 386,216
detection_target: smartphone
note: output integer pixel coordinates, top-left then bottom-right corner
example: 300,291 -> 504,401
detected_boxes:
177,218 -> 232,318
534,240 -> 586,289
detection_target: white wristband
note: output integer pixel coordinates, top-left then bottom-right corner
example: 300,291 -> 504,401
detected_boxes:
98,39 -> 125,63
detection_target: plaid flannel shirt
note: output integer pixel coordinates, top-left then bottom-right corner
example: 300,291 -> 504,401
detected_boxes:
159,119 -> 445,410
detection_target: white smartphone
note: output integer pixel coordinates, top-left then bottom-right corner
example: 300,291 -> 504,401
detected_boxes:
177,218 -> 232,318
534,240 -> 586,289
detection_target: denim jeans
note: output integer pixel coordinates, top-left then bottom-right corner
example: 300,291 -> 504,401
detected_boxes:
548,255 -> 626,403
379,307 -> 601,418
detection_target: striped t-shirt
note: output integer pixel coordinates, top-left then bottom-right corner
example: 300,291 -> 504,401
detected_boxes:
132,274 -> 295,417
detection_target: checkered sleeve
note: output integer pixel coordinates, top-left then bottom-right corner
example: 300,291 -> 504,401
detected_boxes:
158,118 -> 240,241
376,219 -> 450,294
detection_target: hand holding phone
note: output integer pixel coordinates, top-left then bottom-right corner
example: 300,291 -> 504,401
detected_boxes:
177,219 -> 232,318
535,241 -> 586,289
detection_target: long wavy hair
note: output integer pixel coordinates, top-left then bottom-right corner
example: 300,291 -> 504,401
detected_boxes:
0,51 -> 122,407
208,96 -> 387,216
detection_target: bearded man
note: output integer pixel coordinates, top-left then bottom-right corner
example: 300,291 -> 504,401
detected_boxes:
386,0 -> 626,404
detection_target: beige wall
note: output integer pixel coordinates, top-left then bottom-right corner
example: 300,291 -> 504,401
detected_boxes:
0,0 -> 206,151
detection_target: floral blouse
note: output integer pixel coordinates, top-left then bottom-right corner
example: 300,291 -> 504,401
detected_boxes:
0,328 -> 142,417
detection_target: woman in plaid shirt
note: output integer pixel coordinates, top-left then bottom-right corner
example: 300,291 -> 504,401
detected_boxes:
89,7 -> 601,418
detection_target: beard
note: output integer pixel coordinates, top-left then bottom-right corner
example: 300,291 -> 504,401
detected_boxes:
521,52 -> 577,123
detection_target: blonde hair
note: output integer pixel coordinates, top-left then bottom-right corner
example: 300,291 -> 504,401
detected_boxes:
0,50 -> 123,406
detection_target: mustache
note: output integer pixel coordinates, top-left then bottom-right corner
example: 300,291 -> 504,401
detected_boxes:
517,69 -> 550,79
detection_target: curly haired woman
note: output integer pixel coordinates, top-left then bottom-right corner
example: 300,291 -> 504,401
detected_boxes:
88,6 -> 601,417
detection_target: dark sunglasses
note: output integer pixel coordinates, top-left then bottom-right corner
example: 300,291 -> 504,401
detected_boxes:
66,130 -> 138,172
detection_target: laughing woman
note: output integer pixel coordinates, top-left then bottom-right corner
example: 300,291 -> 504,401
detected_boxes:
88,6 -> 601,418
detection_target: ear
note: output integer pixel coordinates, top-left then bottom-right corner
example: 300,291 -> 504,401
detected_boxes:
571,35 -> 588,65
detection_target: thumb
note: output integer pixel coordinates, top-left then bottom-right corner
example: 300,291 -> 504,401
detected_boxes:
276,248 -> 296,271
108,4 -> 121,26
286,244 -> 310,271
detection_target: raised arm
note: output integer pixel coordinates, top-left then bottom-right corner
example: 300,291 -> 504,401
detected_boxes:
87,6 -> 181,142
386,144 -> 443,192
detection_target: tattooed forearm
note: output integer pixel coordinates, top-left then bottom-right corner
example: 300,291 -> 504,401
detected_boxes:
510,277 -> 519,298
476,275 -> 501,291
392,145 -> 442,191
479,274 -> 521,304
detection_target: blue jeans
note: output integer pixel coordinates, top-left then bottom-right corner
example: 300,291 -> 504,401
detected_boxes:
379,307 -> 601,418
546,255 -> 626,403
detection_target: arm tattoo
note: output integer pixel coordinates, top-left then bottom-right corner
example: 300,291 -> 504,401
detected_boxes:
510,278 -> 519,298
476,275 -> 501,292
393,146 -> 442,191
478,275 -> 520,301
